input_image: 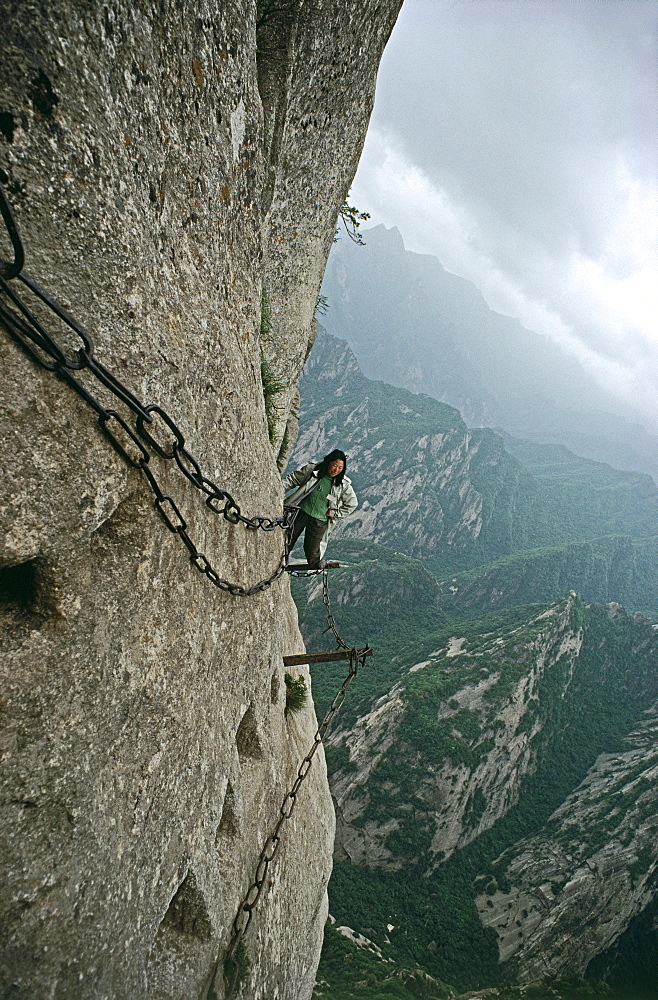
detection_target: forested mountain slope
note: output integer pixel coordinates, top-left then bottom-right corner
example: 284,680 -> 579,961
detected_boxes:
291,329 -> 658,612
442,535 -> 658,621
293,554 -> 658,996
287,327 -> 657,998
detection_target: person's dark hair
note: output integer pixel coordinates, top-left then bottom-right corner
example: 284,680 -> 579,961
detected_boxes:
316,449 -> 347,485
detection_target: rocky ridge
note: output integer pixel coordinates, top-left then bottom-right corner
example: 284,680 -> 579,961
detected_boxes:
442,534 -> 658,621
476,700 -> 658,981
330,596 -> 586,868
291,328 -> 658,598
288,331 -> 658,991
293,330 -> 540,573
320,223 -> 658,482
300,560 -> 658,989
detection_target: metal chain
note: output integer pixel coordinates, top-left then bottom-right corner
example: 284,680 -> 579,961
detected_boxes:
137,456 -> 291,598
0,181 -> 293,596
321,566 -> 352,650
218,643 -> 370,999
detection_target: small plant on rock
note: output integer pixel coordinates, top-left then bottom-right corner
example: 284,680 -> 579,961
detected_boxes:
222,939 -> 251,994
261,359 -> 286,443
336,200 -> 371,244
259,288 -> 287,443
284,673 -> 308,714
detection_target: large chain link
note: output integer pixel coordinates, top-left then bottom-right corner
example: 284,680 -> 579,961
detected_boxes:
218,643 -> 370,999
0,181 -> 293,596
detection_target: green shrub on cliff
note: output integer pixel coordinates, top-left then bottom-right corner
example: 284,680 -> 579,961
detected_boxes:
284,672 -> 308,714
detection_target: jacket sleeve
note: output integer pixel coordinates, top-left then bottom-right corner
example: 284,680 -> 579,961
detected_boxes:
282,463 -> 315,493
334,480 -> 358,519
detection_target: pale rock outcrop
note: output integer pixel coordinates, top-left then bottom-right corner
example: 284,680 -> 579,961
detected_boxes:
0,1 -> 401,997
476,704 -> 658,981
329,598 -> 585,868
330,683 -> 407,869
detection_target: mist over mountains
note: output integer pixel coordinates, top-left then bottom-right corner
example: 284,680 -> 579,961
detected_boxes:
321,225 -> 658,484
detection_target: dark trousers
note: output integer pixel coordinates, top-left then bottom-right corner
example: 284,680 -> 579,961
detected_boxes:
288,508 -> 326,568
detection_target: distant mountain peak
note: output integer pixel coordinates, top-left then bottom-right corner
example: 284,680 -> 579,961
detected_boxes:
362,223 -> 406,250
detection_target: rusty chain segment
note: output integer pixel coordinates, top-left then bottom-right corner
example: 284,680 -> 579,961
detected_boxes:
0,181 -> 293,596
283,561 -> 354,646
321,565 -> 352,649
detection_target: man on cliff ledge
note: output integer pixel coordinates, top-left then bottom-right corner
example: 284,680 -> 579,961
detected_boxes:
283,449 -> 358,568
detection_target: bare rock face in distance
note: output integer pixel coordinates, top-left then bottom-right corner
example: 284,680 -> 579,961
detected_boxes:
476,702 -> 658,982
0,2 -> 402,998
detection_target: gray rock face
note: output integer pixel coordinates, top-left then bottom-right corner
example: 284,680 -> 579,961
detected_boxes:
328,597 -> 585,870
0,1 -> 401,997
258,3 -> 404,460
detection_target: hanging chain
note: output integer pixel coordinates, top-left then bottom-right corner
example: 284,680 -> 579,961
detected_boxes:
218,643 -> 370,999
321,566 -> 352,649
0,180 -> 294,596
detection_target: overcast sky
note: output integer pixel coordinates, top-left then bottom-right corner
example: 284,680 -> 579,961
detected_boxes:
350,0 -> 658,433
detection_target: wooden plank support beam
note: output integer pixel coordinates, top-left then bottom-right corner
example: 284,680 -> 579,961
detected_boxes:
285,561 -> 341,572
282,648 -> 374,666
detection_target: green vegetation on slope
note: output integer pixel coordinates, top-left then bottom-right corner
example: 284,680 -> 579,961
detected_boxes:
293,329 -> 658,581
315,921 -> 643,1000
296,557 -> 658,991
499,433 -> 658,541
586,894 -> 658,1000
315,923 -> 455,1000
439,535 -> 658,621
293,538 -> 545,737
291,329 -> 658,997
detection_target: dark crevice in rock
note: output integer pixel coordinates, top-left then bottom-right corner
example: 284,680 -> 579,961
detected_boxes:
0,110 -> 15,142
270,670 -> 280,704
255,0 -> 300,217
148,869 -> 216,1000
0,559 -> 38,610
0,558 -> 59,623
235,705 -> 264,760
216,781 -> 238,842
160,871 -> 212,941
28,69 -> 59,117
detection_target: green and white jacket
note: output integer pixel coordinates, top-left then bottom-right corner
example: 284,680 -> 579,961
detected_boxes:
282,463 -> 358,557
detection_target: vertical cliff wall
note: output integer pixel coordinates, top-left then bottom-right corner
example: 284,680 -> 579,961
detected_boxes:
256,2 -> 404,461
0,2 -> 401,997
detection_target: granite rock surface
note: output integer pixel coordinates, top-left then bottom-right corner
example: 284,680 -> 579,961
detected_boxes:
0,1 -> 401,997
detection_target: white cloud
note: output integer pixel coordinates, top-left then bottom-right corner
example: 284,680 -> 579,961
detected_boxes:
346,0 -> 658,432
